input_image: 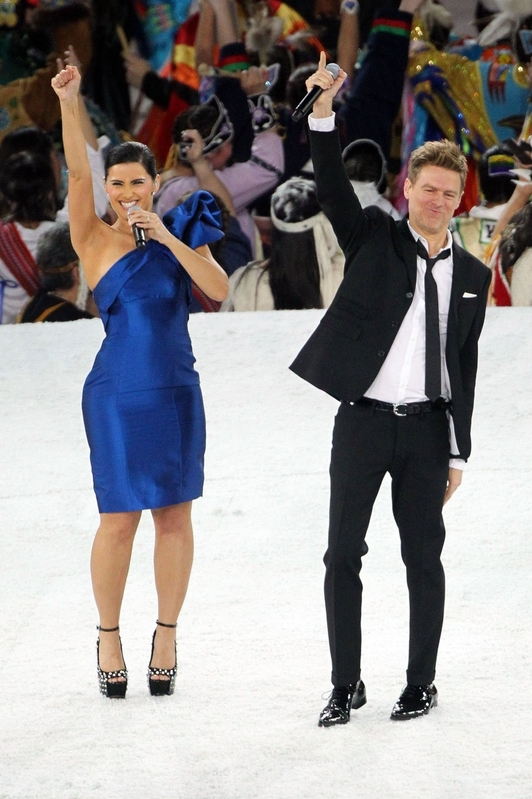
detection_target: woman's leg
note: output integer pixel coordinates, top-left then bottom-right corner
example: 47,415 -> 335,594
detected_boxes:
91,510 -> 142,673
150,502 -> 194,671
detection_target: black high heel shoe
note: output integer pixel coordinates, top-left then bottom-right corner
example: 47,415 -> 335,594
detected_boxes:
147,620 -> 177,696
96,625 -> 128,699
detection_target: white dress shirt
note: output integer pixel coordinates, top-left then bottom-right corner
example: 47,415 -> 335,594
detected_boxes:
365,223 -> 452,406
308,113 -> 464,468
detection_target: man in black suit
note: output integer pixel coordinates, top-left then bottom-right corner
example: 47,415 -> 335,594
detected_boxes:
290,54 -> 491,724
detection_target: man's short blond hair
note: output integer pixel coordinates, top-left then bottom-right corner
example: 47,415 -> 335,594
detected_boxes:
408,139 -> 467,193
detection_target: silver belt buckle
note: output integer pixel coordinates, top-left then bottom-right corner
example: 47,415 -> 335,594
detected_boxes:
393,403 -> 408,416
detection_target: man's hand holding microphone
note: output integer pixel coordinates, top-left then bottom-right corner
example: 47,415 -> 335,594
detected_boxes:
292,52 -> 347,121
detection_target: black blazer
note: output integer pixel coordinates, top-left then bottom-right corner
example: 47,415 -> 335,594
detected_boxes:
290,129 -> 491,461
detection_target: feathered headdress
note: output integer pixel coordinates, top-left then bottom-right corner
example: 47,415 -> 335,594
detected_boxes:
418,0 -> 454,33
478,0 -> 532,46
244,1 -> 284,64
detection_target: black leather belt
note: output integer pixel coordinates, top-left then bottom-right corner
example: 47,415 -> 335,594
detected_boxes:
345,397 -> 450,417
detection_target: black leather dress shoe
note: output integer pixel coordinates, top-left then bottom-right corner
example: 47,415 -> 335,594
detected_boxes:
318,680 -> 367,727
390,683 -> 438,720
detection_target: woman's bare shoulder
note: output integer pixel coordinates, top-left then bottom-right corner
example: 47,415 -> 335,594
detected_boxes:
76,220 -> 136,290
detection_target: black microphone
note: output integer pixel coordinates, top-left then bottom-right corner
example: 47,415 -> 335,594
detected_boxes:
129,205 -> 147,249
291,63 -> 340,122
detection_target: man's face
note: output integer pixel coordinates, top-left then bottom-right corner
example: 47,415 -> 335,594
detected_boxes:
404,165 -> 462,240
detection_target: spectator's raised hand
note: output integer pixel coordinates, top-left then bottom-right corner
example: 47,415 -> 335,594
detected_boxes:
124,52 -> 152,89
180,129 -> 205,163
239,66 -> 270,97
204,0 -> 239,46
63,44 -> 83,72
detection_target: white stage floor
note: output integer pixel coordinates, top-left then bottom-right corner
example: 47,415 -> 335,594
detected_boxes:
0,308 -> 531,798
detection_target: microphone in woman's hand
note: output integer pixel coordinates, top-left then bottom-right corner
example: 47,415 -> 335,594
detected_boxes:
292,63 -> 340,122
129,206 -> 147,249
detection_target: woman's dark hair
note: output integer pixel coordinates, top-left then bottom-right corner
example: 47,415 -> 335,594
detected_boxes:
0,152 -> 58,222
0,126 -> 55,166
267,226 -> 322,309
171,105 -> 220,146
104,141 -> 157,179
36,221 -> 78,292
271,177 -> 320,220
264,176 -> 322,309
0,127 -> 58,217
500,203 -> 532,274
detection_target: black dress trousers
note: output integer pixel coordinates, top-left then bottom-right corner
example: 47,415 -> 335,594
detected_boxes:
324,400 -> 450,687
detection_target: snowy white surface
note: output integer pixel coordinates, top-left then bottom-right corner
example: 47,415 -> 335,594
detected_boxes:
0,308 -> 531,799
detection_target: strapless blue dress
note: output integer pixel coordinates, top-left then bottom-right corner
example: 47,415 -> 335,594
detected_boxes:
82,191 -> 224,513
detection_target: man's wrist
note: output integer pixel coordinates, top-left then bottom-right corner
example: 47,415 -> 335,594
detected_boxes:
310,105 -> 334,119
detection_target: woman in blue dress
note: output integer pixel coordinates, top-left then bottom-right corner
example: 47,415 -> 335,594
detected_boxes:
52,64 -> 229,699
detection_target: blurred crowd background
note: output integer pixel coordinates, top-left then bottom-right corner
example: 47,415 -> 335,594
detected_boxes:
2,0 -> 532,323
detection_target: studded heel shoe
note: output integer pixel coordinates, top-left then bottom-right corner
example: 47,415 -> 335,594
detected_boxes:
147,620 -> 177,696
96,625 -> 128,699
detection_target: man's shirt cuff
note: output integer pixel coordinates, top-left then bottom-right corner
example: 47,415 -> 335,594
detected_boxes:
449,458 -> 465,471
308,113 -> 336,132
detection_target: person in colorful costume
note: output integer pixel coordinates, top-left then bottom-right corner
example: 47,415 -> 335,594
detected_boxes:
400,1 -> 532,216
469,2 -> 532,303
155,93 -> 284,258
483,171 -> 532,304
451,142 -> 516,261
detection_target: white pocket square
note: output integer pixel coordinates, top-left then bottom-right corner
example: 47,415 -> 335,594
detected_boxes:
462,292 -> 477,298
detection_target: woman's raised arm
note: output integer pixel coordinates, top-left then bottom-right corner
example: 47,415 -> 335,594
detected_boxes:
51,64 -> 104,263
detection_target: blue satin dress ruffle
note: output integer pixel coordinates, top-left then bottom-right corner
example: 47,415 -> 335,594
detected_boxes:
82,191 -> 224,513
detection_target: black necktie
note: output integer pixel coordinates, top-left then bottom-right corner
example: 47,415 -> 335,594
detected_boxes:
416,240 -> 451,402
